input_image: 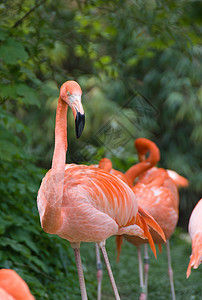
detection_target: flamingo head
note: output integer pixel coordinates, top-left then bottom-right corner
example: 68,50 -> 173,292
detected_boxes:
60,80 -> 85,138
99,158 -> 112,172
135,137 -> 160,164
135,138 -> 150,161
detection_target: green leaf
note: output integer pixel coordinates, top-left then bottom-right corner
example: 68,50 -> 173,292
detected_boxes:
0,216 -> 11,235
0,237 -> 31,257
100,56 -> 112,65
166,92 -> 184,109
0,38 -> 29,64
0,140 -> 20,162
29,256 -> 48,273
16,84 -> 40,107
0,28 -> 9,41
10,228 -> 39,254
0,83 -> 17,99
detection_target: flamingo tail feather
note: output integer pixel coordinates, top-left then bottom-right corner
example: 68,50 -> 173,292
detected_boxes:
186,233 -> 202,278
116,236 -> 123,263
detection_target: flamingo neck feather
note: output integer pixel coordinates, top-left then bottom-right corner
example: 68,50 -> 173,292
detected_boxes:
125,140 -> 160,186
125,161 -> 151,186
52,96 -> 68,171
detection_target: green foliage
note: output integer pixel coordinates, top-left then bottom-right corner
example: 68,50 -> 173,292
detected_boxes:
0,37 -> 29,63
0,0 -> 201,298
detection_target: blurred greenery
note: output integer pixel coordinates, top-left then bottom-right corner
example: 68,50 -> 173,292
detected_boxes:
0,0 -> 201,299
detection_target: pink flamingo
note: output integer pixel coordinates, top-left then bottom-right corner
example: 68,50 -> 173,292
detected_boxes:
125,138 -> 188,300
0,269 -> 34,300
37,81 -> 165,300
187,198 -> 202,278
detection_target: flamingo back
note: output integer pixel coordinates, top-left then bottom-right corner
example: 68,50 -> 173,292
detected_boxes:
93,163 -> 132,187
63,164 -> 137,224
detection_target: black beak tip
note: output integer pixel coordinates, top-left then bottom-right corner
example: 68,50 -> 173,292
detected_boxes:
75,112 -> 85,138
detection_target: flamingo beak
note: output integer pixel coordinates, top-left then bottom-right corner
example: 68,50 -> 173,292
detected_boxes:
75,111 -> 85,138
71,98 -> 85,138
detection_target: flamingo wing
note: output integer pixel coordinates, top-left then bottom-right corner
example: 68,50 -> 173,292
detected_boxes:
166,169 -> 189,188
39,164 -> 140,243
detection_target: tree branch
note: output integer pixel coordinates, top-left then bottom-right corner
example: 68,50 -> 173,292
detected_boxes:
12,0 -> 46,28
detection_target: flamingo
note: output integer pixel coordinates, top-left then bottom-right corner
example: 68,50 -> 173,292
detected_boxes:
98,138 -> 188,300
37,81 -> 165,300
125,138 -> 189,300
187,199 -> 202,278
0,269 -> 35,300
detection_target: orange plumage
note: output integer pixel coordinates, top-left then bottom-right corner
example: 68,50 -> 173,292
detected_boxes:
0,269 -> 34,300
124,138 -> 188,247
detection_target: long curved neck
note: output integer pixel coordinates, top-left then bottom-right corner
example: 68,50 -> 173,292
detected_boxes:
125,161 -> 152,186
41,96 -> 68,234
52,96 -> 68,170
125,140 -> 160,186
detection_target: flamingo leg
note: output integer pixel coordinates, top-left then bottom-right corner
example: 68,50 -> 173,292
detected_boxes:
166,240 -> 176,300
143,244 -> 150,299
71,242 -> 88,300
137,246 -> 146,300
95,243 -> 102,300
98,241 -> 121,300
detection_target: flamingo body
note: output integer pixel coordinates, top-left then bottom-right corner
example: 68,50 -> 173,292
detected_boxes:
38,163 -> 143,243
138,167 -> 179,204
129,179 -> 178,244
0,269 -> 34,300
0,288 -> 14,300
123,138 -> 188,300
134,168 -> 179,239
187,199 -> 202,278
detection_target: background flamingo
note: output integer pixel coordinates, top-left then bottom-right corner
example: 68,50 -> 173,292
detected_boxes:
187,198 -> 202,278
37,81 -> 165,300
125,138 -> 188,300
0,269 -> 34,300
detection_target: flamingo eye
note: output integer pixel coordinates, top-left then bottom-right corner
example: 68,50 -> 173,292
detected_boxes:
67,91 -> 71,96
